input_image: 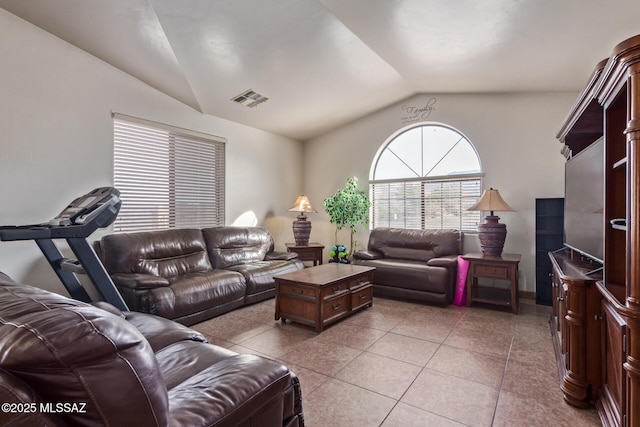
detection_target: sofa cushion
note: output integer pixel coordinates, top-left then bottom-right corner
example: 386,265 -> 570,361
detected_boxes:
125,311 -> 208,352
367,228 -> 461,261
356,258 -> 449,294
227,259 -> 304,296
155,340 -> 238,390
0,280 -> 169,426
154,270 -> 246,319
203,226 -> 273,269
167,354 -> 292,427
99,228 -> 212,277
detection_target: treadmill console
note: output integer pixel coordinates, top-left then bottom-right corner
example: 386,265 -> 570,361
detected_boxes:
49,187 -> 121,226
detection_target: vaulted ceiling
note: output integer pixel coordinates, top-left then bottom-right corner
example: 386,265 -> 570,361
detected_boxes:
1,0 -> 639,141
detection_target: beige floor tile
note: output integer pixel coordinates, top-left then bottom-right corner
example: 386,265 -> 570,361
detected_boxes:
381,402 -> 466,427
426,344 -> 507,389
303,379 -> 396,427
366,332 -> 440,366
334,352 -> 422,399
233,300 -> 280,324
278,337 -> 362,376
443,322 -> 513,358
193,316 -> 273,344
281,362 -> 332,398
406,304 -> 466,324
316,320 -> 387,350
401,369 -> 499,426
509,324 -> 556,369
346,307 -> 405,331
190,296 -> 602,427
227,344 -> 274,359
237,325 -> 316,357
493,389 -> 601,427
391,316 -> 458,343
501,358 -> 561,400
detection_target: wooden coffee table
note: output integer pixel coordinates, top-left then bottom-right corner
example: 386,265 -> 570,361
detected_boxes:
274,263 -> 375,332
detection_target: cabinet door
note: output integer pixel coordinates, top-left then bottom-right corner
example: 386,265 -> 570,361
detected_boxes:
599,301 -> 627,427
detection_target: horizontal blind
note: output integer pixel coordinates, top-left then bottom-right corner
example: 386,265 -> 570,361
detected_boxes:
113,117 -> 225,232
370,177 -> 481,231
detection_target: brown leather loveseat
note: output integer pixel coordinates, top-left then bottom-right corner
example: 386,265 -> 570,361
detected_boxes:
95,226 -> 303,325
0,273 -> 304,427
353,228 -> 462,304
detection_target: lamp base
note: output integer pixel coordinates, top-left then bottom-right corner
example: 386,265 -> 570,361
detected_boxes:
292,214 -> 311,246
477,215 -> 507,257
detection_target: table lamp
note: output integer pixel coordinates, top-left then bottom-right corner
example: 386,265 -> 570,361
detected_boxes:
288,195 -> 317,246
468,188 -> 515,257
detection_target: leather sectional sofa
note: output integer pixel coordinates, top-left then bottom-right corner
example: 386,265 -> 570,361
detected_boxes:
95,226 -> 304,325
353,228 -> 462,304
0,272 -> 304,427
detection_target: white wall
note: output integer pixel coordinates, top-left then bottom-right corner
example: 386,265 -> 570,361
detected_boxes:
0,9 -> 303,294
0,7 -> 581,297
304,92 -> 577,294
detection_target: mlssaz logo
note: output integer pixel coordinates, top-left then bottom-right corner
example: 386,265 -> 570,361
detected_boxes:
39,402 -> 87,413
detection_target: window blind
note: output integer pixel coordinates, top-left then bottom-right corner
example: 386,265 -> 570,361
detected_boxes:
113,115 -> 225,232
370,177 -> 481,232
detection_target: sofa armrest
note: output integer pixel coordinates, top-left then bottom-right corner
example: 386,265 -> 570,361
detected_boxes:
353,250 -> 383,260
168,354 -> 296,427
427,255 -> 459,268
111,273 -> 170,290
265,251 -> 299,261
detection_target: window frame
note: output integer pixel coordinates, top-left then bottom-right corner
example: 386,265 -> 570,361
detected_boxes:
112,113 -> 226,233
369,122 -> 483,232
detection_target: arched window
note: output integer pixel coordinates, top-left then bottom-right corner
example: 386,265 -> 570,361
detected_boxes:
370,123 -> 483,231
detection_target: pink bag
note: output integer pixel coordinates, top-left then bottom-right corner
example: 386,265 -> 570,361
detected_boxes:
453,256 -> 469,306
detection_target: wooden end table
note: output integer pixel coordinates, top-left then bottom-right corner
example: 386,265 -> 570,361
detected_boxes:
274,263 -> 374,332
462,252 -> 521,314
286,242 -> 324,266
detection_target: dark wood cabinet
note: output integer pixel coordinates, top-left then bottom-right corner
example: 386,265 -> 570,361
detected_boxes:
597,297 -> 627,427
549,249 -> 602,407
556,34 -> 640,427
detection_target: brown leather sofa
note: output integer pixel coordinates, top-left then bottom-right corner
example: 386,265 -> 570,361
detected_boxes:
0,273 -> 304,427
353,228 -> 462,304
95,226 -> 304,325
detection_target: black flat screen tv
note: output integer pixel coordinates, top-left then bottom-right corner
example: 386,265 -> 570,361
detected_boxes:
564,137 -> 604,262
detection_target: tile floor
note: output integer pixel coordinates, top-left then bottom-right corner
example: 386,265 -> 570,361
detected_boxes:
191,297 -> 602,427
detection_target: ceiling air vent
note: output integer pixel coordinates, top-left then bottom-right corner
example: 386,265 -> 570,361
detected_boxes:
231,89 -> 269,108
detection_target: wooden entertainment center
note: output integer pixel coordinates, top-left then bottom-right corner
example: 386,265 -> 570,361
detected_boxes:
554,35 -> 640,427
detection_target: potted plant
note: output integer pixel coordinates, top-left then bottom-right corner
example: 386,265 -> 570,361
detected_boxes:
323,176 -> 371,255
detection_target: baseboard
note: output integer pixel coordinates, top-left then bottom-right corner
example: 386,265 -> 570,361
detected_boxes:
519,290 -> 535,300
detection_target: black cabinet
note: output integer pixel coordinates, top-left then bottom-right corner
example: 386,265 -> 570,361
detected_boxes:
536,198 -> 564,305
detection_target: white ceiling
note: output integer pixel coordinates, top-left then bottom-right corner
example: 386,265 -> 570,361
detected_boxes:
2,0 -> 639,141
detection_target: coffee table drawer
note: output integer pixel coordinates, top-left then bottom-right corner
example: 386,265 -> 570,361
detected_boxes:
322,294 -> 349,323
321,281 -> 349,299
351,284 -> 373,310
349,274 -> 372,289
279,282 -> 315,298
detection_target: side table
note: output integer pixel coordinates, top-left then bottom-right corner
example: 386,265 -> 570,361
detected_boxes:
462,252 -> 521,314
286,243 -> 324,266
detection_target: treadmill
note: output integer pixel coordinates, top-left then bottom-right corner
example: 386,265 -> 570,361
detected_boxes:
0,187 -> 128,310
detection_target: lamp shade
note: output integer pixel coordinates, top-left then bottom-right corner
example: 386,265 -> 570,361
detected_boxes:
288,195 -> 316,246
468,188 -> 515,257
467,188 -> 515,214
288,195 -> 317,213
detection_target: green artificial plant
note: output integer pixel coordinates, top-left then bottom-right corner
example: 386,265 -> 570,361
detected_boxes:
323,176 -> 371,252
